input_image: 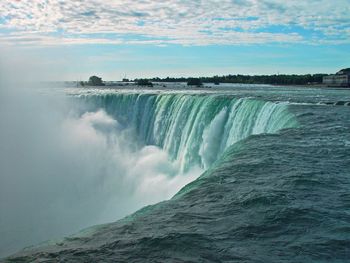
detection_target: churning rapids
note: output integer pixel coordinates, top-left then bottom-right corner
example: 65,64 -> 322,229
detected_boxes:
2,84 -> 350,262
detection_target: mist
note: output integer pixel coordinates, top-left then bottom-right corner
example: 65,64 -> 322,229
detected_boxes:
0,52 -> 202,257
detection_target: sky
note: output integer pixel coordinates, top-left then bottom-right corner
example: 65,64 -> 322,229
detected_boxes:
0,0 -> 349,80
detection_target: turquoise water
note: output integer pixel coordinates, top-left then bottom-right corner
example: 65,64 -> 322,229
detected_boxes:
5,84 -> 350,262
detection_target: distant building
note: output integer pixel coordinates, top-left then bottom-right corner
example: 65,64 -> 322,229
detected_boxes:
323,68 -> 350,87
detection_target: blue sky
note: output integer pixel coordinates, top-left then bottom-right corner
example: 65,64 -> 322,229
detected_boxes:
0,0 -> 349,80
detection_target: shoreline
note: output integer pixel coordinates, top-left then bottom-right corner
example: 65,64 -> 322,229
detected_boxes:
80,82 -> 350,90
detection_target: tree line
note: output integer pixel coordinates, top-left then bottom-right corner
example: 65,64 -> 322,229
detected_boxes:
148,74 -> 328,85
80,73 -> 329,87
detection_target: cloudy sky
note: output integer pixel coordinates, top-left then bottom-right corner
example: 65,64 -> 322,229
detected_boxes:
1,0 -> 349,80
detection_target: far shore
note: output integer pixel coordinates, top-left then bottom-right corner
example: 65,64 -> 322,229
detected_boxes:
78,82 -> 349,90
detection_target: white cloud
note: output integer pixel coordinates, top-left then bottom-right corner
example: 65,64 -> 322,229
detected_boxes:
0,0 -> 349,46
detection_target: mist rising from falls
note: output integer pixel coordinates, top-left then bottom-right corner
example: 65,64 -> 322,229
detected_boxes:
0,89 -> 201,257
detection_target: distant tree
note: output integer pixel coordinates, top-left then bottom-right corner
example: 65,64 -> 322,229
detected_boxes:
187,78 -> 202,87
213,76 -> 220,85
136,79 -> 153,87
79,81 -> 85,86
88,76 -> 105,86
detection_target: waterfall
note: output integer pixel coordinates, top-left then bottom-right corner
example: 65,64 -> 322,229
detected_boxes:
75,92 -> 298,172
